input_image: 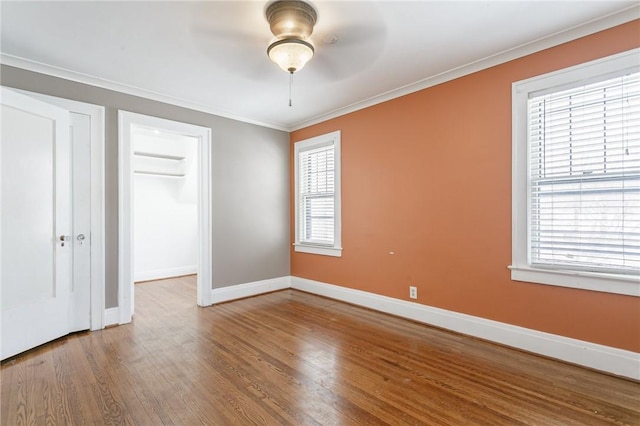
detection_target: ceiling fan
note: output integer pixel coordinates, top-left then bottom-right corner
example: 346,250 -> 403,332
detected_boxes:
191,1 -> 385,102
263,0 -> 389,107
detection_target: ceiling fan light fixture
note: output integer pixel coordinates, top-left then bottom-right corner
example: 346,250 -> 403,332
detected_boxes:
267,38 -> 314,73
266,0 -> 317,74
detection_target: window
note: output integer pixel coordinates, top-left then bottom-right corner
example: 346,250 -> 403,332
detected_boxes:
511,49 -> 639,296
294,131 -> 342,256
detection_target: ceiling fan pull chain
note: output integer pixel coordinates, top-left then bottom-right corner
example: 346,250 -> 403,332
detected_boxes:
289,71 -> 293,107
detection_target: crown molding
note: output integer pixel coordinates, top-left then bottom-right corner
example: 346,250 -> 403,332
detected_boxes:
289,5 -> 640,131
1,5 -> 637,133
0,53 -> 290,132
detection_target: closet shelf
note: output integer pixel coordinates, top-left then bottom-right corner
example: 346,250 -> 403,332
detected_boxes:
134,151 -> 185,161
134,170 -> 185,178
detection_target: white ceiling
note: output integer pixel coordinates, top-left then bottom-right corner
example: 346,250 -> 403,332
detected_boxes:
1,1 -> 638,131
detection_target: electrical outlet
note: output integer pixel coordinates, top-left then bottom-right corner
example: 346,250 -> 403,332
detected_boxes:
409,286 -> 417,299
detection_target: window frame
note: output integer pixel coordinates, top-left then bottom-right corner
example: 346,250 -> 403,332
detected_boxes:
294,131 -> 342,257
511,48 -> 639,297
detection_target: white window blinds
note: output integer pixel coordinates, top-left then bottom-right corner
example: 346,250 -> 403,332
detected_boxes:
299,142 -> 335,245
528,72 -> 640,274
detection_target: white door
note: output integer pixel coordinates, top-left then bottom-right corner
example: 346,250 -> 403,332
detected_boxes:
0,88 -> 88,359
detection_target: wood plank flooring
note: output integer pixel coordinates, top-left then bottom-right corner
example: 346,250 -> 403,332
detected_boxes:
2,275 -> 639,425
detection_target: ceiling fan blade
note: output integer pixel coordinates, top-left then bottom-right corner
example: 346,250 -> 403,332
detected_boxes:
187,2 -> 277,80
310,23 -> 387,81
315,22 -> 386,48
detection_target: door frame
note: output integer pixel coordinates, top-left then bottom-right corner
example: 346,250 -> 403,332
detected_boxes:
118,111 -> 212,323
12,88 -> 106,331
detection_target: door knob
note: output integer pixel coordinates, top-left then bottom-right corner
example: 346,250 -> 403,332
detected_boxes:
77,234 -> 86,245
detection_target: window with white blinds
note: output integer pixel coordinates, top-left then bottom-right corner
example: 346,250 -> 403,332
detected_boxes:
511,48 -> 639,296
294,131 -> 342,257
528,72 -> 640,274
300,143 -> 335,244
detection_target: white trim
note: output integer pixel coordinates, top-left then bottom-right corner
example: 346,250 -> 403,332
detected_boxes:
104,307 -> 120,327
134,266 -> 198,283
11,89 -> 106,331
100,272 -> 640,379
118,114 -> 133,324
289,6 -> 640,131
293,131 -> 342,257
290,276 -> 640,380
0,54 -> 288,132
509,266 -> 640,297
293,244 -> 342,257
197,131 -> 213,307
511,48 -> 640,297
210,276 -> 291,305
118,111 -> 213,324
2,6 -> 636,133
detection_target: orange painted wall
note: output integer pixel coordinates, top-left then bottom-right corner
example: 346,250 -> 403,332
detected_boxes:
291,21 -> 640,353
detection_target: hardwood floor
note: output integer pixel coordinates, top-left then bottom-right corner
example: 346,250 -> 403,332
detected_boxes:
2,276 -> 639,425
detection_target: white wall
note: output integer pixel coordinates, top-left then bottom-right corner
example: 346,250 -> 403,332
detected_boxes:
133,131 -> 198,281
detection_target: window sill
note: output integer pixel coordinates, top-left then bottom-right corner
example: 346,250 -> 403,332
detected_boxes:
294,243 -> 342,257
509,265 -> 639,297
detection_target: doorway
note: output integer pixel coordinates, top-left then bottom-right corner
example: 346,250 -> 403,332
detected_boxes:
133,130 -> 199,282
118,111 -> 212,324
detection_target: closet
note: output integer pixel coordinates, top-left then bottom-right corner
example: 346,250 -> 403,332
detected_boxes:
132,129 -> 198,282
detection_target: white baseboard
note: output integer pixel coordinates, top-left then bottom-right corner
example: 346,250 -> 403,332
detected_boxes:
102,273 -> 639,379
291,276 -> 640,380
210,276 -> 291,305
134,265 -> 197,282
104,307 -> 120,327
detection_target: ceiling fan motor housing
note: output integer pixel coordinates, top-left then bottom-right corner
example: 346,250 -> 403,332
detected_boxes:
266,0 -> 317,39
